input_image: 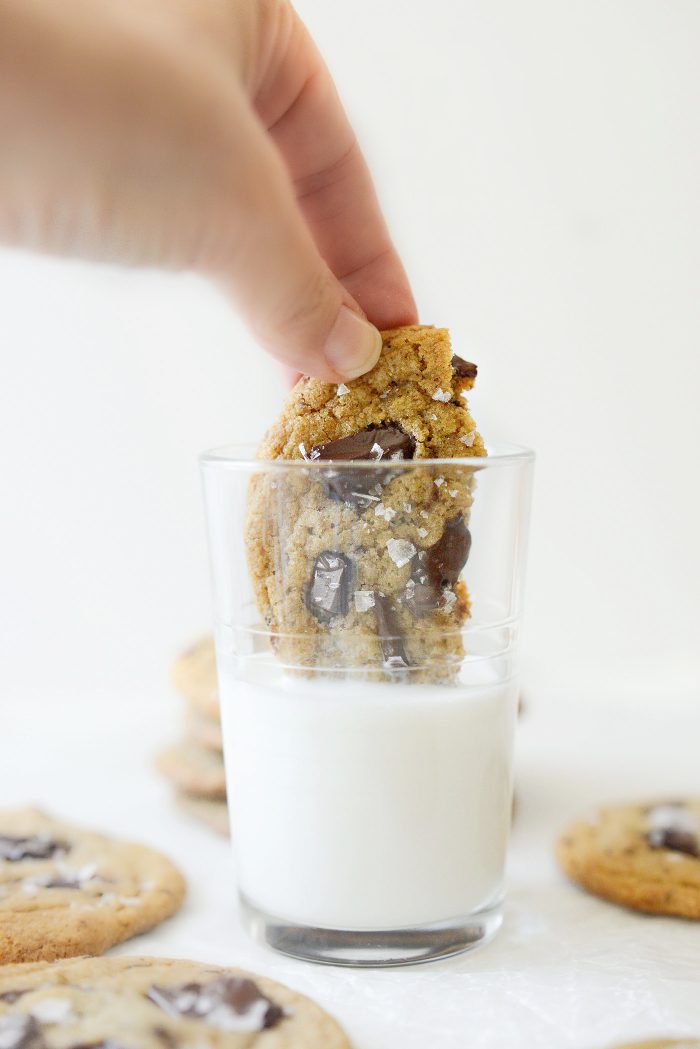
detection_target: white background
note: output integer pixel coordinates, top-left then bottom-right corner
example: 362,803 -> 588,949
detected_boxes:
1,4 -> 700,1046
1,0 -> 699,704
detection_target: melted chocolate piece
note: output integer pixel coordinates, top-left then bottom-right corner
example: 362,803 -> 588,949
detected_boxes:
311,427 -> 415,509
306,551 -> 352,624
0,1016 -> 44,1049
424,516 -> 471,589
451,355 -> 478,380
0,991 -> 25,1004
311,427 -> 415,462
147,977 -> 284,1032
0,835 -> 65,862
647,826 -> 700,858
403,516 -> 471,615
373,594 -> 410,670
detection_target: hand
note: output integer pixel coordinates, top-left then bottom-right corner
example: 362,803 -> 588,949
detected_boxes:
0,0 -> 417,380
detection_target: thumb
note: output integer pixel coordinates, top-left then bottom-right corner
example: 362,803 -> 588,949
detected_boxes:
204,98 -> 382,382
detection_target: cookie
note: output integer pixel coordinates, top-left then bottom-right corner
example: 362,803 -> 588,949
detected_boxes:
0,954 -> 351,1048
606,1041 -> 700,1048
608,1041 -> 700,1048
246,325 -> 486,682
156,742 -> 226,800
170,638 -> 219,717
185,705 -> 223,753
0,809 -> 185,964
177,794 -> 229,836
556,800 -> 700,917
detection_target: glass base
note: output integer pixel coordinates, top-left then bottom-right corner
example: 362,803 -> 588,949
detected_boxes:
239,892 -> 503,968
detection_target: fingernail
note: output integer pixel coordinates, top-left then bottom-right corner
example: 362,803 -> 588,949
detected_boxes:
324,305 -> 382,379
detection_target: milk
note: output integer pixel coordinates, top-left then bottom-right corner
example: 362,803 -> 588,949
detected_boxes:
220,654 -> 517,930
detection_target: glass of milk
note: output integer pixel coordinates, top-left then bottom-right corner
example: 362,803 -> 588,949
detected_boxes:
201,444 -> 534,966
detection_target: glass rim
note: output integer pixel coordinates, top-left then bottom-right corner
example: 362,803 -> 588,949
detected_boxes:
200,440 -> 534,471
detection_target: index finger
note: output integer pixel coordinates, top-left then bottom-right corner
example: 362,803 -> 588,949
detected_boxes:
253,12 -> 418,330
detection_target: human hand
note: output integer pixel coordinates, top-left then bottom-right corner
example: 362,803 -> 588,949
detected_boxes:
0,0 -> 416,380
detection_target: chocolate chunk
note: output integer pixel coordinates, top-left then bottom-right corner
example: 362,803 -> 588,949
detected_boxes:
451,355 -> 478,380
403,516 -> 471,615
306,552 -> 352,624
0,1016 -> 44,1049
424,516 -> 471,589
311,427 -> 415,463
373,594 -> 410,670
403,577 -> 444,617
647,826 -> 700,858
0,835 -> 65,862
311,427 -> 416,509
147,977 -> 284,1032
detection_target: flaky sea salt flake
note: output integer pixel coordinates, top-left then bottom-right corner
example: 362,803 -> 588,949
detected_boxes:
417,527 -> 428,539
386,538 -> 416,568
336,383 -> 350,396
443,589 -> 458,608
459,432 -> 476,448
354,591 -> 375,613
370,443 -> 385,461
432,388 -> 451,402
434,476 -> 445,487
31,999 -> 75,1024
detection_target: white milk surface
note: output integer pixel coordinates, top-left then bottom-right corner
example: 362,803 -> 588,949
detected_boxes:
220,655 -> 517,929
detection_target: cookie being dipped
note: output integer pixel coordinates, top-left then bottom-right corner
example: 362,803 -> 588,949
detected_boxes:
246,325 -> 485,681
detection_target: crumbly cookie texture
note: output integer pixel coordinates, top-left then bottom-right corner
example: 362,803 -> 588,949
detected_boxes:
0,955 -> 351,1049
0,810 -> 185,964
556,800 -> 700,918
247,325 -> 486,682
156,742 -> 226,800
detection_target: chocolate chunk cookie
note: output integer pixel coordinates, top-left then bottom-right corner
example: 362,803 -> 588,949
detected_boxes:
606,1041 -> 700,1049
0,955 -> 351,1048
247,325 -> 486,681
170,638 -> 219,717
184,706 -> 223,753
176,794 -> 229,836
156,743 -> 226,800
0,809 -> 185,964
556,800 -> 700,917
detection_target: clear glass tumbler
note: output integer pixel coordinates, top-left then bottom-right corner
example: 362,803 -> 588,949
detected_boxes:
200,443 -> 534,967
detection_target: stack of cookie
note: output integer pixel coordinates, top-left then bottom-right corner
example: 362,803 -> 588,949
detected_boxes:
156,637 -> 229,836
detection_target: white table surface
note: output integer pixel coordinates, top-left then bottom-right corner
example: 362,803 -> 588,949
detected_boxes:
3,684 -> 699,1048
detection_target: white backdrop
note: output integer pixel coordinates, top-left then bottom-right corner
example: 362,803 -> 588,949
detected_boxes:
1,0 -> 699,706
